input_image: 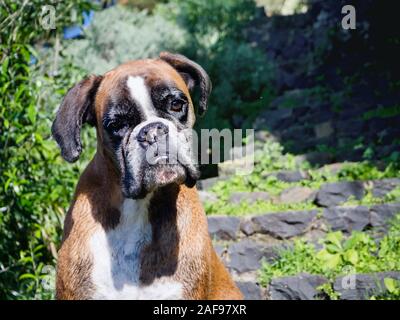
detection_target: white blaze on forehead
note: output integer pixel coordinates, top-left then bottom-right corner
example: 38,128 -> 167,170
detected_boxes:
127,76 -> 153,119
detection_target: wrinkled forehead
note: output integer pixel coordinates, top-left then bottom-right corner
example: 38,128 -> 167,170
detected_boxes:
95,59 -> 192,119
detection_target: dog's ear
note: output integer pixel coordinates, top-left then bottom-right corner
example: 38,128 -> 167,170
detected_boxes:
160,52 -> 212,117
51,75 -> 102,163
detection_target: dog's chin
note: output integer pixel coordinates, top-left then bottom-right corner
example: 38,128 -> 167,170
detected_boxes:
147,164 -> 186,189
122,163 -> 199,199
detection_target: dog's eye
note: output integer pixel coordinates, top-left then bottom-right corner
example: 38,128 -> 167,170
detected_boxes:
106,121 -> 127,135
170,99 -> 186,112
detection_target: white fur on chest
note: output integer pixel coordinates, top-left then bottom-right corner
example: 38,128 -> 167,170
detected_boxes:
89,198 -> 183,300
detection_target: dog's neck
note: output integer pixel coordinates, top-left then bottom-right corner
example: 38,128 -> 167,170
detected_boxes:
118,185 -> 178,227
81,153 -> 184,233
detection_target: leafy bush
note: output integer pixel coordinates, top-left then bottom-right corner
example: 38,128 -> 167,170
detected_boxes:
162,0 -> 256,38
64,5 -> 187,74
161,0 -> 277,130
256,0 -> 308,15
121,0 -> 168,12
0,0 -> 95,300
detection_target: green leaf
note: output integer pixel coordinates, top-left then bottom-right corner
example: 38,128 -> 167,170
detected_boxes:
325,231 -> 343,250
384,278 -> 398,293
325,254 -> 342,270
27,103 -> 36,124
316,249 -> 342,270
4,118 -> 9,129
344,249 -> 359,265
19,274 -> 37,281
16,133 -> 27,144
2,57 -> 9,75
326,244 -> 341,254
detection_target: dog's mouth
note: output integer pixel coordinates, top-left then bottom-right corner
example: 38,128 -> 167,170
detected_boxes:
122,153 -> 199,199
146,158 -> 199,189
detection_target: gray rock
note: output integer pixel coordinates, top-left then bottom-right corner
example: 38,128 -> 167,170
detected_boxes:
208,216 -> 240,240
251,210 -> 317,239
315,181 -> 365,207
254,108 -> 293,130
370,203 -> 400,230
198,191 -> 218,204
214,244 -> 226,258
317,162 -> 354,175
323,206 -> 370,233
197,176 -> 228,190
262,246 -> 282,263
236,281 -> 262,300
240,219 -> 256,236
275,170 -> 309,183
297,152 -> 334,166
336,120 -> 364,138
218,155 -> 255,177
269,89 -> 306,109
269,273 -> 328,300
334,272 -> 400,300
314,121 -> 334,139
254,130 -> 272,142
279,186 -> 316,204
229,191 -> 270,205
372,178 -> 400,198
228,240 -> 264,273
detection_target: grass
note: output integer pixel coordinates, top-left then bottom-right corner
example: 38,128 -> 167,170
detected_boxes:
205,186 -> 400,217
258,214 -> 400,299
205,199 -> 318,216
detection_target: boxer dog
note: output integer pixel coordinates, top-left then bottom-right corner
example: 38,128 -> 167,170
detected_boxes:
52,52 -> 243,300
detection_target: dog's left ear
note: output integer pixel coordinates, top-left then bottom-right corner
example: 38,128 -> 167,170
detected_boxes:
51,75 -> 103,163
160,52 -> 212,117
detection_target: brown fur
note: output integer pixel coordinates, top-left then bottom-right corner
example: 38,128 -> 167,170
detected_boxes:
56,58 -> 242,300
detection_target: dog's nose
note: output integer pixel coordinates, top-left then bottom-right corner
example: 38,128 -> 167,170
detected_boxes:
137,122 -> 169,146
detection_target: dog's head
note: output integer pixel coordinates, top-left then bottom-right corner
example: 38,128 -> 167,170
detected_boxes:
52,52 -> 211,199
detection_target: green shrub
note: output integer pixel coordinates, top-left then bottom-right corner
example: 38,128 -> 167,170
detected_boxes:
256,0 -> 308,15
162,0 -> 256,38
160,0 -> 277,130
64,5 -> 187,74
0,0 -> 95,300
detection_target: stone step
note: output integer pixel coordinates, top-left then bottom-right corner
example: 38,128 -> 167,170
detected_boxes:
208,202 -> 400,299
267,271 -> 400,300
196,176 -> 229,190
208,202 -> 400,242
200,177 -> 400,208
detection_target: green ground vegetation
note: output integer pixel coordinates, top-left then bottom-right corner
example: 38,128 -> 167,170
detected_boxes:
259,215 -> 400,299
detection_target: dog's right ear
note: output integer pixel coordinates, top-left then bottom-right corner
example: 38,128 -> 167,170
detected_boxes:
51,75 -> 102,163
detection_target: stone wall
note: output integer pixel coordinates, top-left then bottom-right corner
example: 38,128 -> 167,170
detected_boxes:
246,0 -> 400,163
